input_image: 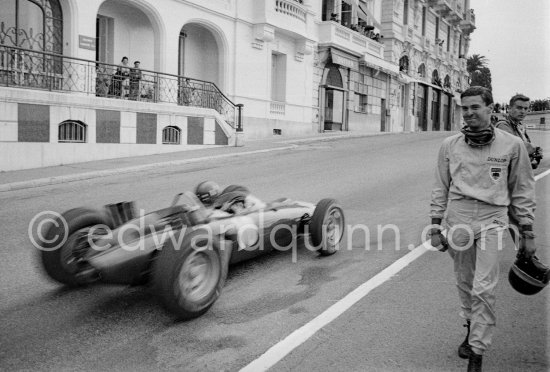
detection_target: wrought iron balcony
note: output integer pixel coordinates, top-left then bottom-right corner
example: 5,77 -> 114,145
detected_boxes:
0,44 -> 237,128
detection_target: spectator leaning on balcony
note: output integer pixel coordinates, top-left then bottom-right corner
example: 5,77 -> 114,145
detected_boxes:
109,56 -> 130,97
129,61 -> 142,100
179,78 -> 194,106
495,94 -> 544,169
429,86 -> 537,372
95,63 -> 111,97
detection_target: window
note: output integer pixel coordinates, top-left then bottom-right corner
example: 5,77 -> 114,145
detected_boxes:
403,0 -> 409,25
354,93 -> 368,113
399,56 -> 409,73
435,17 -> 439,41
432,69 -> 441,86
340,1 -> 352,27
326,64 -> 343,88
421,7 -> 426,36
444,75 -> 451,89
0,0 -> 63,53
162,126 -> 181,144
58,120 -> 87,143
271,52 -> 287,102
447,25 -> 451,51
418,63 -> 426,78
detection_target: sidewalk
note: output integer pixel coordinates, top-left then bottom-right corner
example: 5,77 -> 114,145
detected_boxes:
0,131 -> 387,192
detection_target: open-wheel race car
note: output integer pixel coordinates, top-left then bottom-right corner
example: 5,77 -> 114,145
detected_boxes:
38,184 -> 345,320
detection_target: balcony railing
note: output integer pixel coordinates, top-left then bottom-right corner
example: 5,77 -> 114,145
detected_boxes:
0,44 -> 238,128
318,22 -> 384,59
275,0 -> 306,22
460,9 -> 476,33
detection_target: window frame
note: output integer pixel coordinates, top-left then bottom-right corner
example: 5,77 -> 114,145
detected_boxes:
58,120 -> 87,143
162,125 -> 181,145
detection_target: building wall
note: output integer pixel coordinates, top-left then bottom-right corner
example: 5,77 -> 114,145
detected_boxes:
0,88 -> 232,171
0,0 -> 476,170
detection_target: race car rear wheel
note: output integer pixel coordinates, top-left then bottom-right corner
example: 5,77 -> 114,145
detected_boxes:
310,199 -> 345,256
40,208 -> 113,286
152,229 -> 228,320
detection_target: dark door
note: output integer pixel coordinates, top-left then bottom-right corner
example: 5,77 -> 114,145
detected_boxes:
431,89 -> 441,131
442,93 -> 451,130
380,98 -> 386,131
416,84 -> 428,131
324,88 -> 344,131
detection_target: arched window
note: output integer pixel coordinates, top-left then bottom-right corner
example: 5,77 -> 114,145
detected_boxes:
326,64 -> 343,88
0,0 -> 63,53
58,120 -> 87,143
417,63 -> 426,78
444,75 -> 451,89
399,56 -> 409,73
432,69 -> 441,86
162,126 -> 181,144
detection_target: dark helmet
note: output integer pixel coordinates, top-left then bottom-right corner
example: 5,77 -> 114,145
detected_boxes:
194,181 -> 221,206
213,185 -> 250,209
509,253 -> 550,295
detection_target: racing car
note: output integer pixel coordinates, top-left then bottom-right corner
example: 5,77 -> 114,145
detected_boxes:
38,186 -> 345,320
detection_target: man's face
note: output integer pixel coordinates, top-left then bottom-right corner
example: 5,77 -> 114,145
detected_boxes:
508,100 -> 529,121
461,95 -> 493,131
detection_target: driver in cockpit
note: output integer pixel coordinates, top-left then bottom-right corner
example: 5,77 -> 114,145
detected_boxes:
194,181 -> 265,215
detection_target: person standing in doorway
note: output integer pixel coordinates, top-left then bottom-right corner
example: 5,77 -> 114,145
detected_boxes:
429,86 -> 537,372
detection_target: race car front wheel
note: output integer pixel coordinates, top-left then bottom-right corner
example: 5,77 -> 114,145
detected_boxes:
152,229 -> 228,320
40,208 -> 113,286
310,199 -> 345,256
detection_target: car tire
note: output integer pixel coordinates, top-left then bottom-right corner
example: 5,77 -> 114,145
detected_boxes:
40,208 -> 113,287
152,229 -> 228,320
310,199 -> 345,256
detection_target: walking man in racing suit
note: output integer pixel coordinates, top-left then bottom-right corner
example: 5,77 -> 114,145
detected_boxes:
429,86 -> 538,372
495,94 -> 543,169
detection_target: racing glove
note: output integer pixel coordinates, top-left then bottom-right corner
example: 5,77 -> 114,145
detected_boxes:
520,225 -> 537,258
429,218 -> 448,252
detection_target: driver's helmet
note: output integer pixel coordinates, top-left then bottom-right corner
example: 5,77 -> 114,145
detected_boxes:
195,181 -> 221,207
214,185 -> 250,211
509,252 -> 550,295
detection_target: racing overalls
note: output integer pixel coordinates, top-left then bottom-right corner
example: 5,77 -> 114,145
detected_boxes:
430,129 -> 535,355
494,115 -> 536,155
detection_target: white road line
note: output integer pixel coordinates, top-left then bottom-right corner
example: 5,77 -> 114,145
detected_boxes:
240,170 -> 550,372
240,242 -> 430,372
535,168 -> 550,181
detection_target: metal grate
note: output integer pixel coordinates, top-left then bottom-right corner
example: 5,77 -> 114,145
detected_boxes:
162,126 -> 181,145
58,120 -> 86,142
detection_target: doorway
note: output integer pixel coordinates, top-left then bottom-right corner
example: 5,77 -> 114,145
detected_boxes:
324,88 -> 344,130
380,98 -> 386,131
432,89 -> 441,131
416,84 -> 428,131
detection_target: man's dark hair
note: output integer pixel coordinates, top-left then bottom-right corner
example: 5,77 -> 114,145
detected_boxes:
509,94 -> 529,107
461,86 -> 493,106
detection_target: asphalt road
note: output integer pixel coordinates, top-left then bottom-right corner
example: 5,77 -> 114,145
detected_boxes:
0,131 -> 548,371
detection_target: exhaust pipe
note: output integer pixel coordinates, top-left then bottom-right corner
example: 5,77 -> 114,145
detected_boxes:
106,201 -> 137,227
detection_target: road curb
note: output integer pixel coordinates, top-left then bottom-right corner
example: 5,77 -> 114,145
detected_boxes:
0,132 -> 395,193
0,145 -> 298,193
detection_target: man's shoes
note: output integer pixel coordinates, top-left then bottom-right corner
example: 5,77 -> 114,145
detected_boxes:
467,352 -> 482,372
458,321 -> 471,359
